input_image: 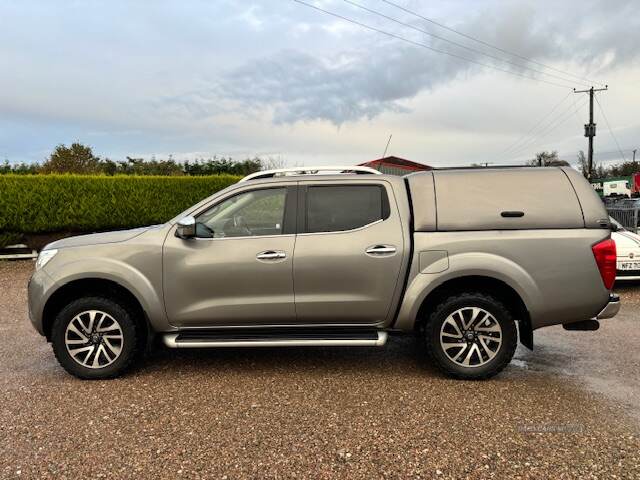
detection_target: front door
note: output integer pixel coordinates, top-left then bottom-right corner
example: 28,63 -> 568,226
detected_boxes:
163,185 -> 297,327
293,181 -> 405,325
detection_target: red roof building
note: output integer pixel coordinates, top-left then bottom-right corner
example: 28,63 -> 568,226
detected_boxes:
359,156 -> 433,176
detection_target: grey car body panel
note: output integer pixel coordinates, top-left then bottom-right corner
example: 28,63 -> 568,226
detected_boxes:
397,167 -> 611,330
407,171 -> 437,231
29,167 -> 616,342
31,226 -> 172,333
164,234 -> 297,326
27,268 -> 56,335
45,226 -> 156,249
394,229 -> 610,331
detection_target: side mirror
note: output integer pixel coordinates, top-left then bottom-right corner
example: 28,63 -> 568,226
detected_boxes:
175,216 -> 196,239
610,222 -> 619,232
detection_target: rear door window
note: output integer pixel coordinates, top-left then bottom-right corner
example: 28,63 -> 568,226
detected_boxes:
305,185 -> 389,233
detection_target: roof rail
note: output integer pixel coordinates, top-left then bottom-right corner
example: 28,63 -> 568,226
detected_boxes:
239,165 -> 382,182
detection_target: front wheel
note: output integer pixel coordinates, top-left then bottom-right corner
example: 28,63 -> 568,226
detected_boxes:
51,296 -> 139,379
423,292 -> 517,380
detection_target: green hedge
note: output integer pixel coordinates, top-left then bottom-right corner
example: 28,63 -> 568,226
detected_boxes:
0,174 -> 241,235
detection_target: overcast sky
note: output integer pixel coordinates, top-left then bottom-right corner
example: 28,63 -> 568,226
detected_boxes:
1,0 -> 639,168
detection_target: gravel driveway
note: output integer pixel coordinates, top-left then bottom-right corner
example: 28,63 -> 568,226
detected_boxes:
1,261 -> 638,479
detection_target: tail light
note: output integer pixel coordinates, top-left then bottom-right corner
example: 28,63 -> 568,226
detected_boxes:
592,238 -> 616,290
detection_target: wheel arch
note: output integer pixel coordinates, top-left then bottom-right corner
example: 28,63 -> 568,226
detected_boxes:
412,275 -> 533,350
42,278 -> 151,345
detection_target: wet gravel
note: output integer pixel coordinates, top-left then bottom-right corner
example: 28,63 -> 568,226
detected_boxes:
1,261 -> 639,479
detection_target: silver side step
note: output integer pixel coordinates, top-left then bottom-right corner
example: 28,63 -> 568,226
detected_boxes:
163,331 -> 388,348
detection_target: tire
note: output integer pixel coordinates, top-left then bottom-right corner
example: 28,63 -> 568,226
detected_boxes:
423,292 -> 517,380
51,296 -> 139,379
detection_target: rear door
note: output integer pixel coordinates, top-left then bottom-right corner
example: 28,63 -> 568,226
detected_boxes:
293,180 -> 405,325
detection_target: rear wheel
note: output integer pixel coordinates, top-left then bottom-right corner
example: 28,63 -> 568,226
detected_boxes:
51,296 -> 139,379
423,292 -> 517,380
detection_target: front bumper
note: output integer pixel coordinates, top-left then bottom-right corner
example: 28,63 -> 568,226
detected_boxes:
594,294 -> 620,320
27,268 -> 57,336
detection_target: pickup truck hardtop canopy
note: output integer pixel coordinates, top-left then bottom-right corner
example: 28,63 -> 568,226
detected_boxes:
407,166 -> 609,232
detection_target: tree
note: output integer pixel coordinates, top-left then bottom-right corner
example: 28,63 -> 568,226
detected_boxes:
119,156 -> 184,176
527,151 -> 569,167
2,147 -> 271,176
607,159 -> 640,178
577,150 -> 589,178
0,159 -> 40,174
183,156 -> 261,176
577,150 -> 605,179
41,142 -> 102,174
100,158 -> 119,176
261,156 -> 285,170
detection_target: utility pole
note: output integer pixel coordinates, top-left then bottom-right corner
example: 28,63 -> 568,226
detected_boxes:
574,85 -> 608,181
633,149 -> 637,163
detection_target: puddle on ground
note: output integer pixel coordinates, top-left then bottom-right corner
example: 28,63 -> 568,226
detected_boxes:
509,358 -> 529,369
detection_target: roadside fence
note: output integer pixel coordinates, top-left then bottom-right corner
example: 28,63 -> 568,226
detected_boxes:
607,206 -> 639,233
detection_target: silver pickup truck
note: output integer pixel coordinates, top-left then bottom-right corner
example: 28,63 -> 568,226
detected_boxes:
28,166 -> 620,380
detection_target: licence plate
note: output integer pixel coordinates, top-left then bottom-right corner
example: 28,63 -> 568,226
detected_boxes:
618,261 -> 640,270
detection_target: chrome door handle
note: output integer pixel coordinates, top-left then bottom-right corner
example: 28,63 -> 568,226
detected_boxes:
365,245 -> 396,256
256,250 -> 287,260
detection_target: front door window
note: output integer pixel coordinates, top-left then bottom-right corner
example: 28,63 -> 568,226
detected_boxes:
196,188 -> 287,238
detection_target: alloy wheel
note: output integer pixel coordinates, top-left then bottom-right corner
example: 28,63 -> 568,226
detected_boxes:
439,307 -> 503,368
64,310 -> 124,369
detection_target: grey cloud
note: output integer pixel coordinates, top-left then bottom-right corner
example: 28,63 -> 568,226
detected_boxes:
217,47 -> 465,125
203,0 -> 640,125
458,0 -> 640,71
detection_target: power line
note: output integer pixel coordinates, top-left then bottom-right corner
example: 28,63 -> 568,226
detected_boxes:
501,95 -> 586,160
292,0 -> 575,89
379,0 -> 605,88
592,148 -> 636,157
522,146 -> 636,167
512,97 -> 587,158
557,148 -> 636,158
496,91 -> 572,159
514,97 -> 585,152
594,94 -> 627,162
508,97 -> 588,160
341,0 -> 589,88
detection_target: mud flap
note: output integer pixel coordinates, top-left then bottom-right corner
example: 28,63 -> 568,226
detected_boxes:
518,318 -> 533,350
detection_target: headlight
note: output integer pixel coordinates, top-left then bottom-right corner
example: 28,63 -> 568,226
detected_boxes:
36,249 -> 58,270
